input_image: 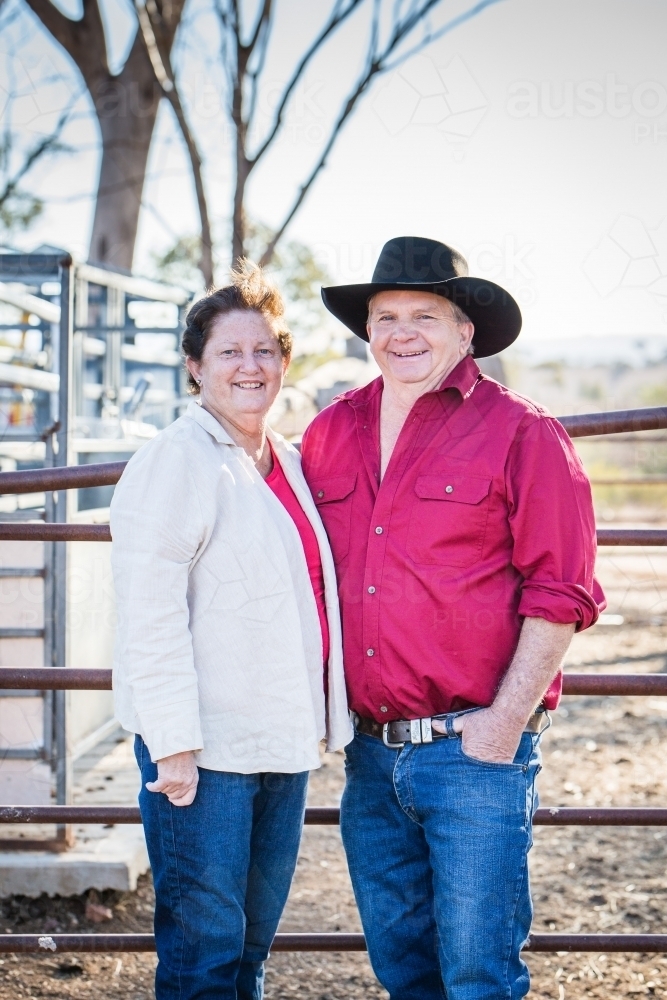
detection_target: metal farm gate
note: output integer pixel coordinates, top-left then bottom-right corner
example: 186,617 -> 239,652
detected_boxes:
1,356 -> 667,959
0,249 -> 189,832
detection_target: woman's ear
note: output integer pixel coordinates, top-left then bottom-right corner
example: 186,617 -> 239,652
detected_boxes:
185,357 -> 202,385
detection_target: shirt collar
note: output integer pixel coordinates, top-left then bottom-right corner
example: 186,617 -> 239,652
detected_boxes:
336,376 -> 383,408
436,355 -> 481,399
185,399 -> 235,445
337,355 -> 481,408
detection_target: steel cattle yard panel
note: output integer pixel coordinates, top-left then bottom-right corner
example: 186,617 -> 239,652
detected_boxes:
2,403 -> 667,958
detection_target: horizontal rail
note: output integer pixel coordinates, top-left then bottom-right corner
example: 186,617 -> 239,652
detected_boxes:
2,524 -> 667,546
2,669 -> 667,696
2,805 -> 667,826
0,407 -> 666,497
563,673 -> 667,696
0,628 -> 44,638
597,528 -> 667,546
0,567 -> 44,578
2,932 -> 667,954
534,807 -> 667,825
0,461 -> 126,495
558,406 -> 667,437
0,524 -> 111,542
0,668 -> 112,689
0,806 -> 340,825
527,934 -> 667,953
591,477 -> 667,485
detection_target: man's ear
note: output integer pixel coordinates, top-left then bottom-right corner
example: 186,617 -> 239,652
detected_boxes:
461,321 -> 475,354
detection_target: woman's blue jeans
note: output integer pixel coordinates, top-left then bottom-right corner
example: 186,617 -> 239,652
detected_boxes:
135,736 -> 308,1000
340,730 -> 542,1000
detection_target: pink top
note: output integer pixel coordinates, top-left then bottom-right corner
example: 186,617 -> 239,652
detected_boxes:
265,449 -> 330,673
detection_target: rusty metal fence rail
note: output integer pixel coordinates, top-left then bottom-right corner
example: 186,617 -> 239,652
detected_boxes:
2,404 -> 667,957
2,523 -> 667,545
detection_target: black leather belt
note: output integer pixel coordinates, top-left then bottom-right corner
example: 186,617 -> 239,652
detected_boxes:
355,710 -> 545,749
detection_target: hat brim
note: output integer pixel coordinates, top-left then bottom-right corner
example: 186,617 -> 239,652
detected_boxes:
321,277 -> 522,358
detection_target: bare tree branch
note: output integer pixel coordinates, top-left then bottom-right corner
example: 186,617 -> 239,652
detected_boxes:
215,0 -> 238,100
23,0 -> 109,84
134,0 -> 214,286
382,0 -> 505,71
136,0 -> 174,91
249,0 -> 365,164
258,65 -> 375,266
244,0 -> 272,56
245,2 -> 274,127
0,102 -> 74,209
258,0 -> 503,265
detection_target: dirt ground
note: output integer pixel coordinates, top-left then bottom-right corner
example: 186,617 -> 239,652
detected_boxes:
2,621 -> 667,999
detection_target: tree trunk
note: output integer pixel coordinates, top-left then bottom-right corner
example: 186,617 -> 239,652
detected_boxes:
23,0 -> 187,273
88,63 -> 162,269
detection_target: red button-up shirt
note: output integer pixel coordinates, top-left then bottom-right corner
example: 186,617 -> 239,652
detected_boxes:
301,356 -> 605,723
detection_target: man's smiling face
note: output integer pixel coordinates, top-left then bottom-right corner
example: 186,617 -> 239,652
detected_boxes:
366,290 -> 474,392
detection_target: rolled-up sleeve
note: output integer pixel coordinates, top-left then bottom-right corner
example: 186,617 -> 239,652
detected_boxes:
110,440 -> 206,761
507,413 -> 605,631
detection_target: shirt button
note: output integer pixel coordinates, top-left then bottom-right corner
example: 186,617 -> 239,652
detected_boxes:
317,490 -> 324,498
366,648 -> 374,657
445,485 -> 454,493
367,586 -> 376,594
375,526 -> 383,534
380,706 -> 388,713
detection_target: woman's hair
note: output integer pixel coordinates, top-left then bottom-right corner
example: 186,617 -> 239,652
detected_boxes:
182,260 -> 293,394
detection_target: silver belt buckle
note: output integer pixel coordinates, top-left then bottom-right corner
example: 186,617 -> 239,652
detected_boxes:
382,723 -> 405,749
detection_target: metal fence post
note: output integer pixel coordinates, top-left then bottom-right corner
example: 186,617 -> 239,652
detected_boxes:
53,256 -> 74,844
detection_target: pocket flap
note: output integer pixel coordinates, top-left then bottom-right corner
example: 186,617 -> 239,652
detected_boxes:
310,472 -> 357,504
414,474 -> 491,505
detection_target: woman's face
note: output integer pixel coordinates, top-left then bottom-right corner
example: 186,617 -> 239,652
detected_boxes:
187,309 -> 287,423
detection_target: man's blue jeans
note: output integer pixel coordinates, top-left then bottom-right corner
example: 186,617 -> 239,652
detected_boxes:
135,736 -> 308,1000
340,729 -> 541,1000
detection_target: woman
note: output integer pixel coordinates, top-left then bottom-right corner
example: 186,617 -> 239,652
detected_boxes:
110,262 -> 352,1000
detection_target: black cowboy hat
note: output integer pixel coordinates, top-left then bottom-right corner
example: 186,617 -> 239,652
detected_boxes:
321,236 -> 522,358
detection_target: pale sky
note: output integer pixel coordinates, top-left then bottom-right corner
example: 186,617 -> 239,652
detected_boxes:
3,0 -> 667,349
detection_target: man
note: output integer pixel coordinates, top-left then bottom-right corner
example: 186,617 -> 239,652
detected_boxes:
300,236 -> 604,1000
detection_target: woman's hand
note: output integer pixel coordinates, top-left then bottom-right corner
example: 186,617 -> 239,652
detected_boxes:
146,751 -> 199,806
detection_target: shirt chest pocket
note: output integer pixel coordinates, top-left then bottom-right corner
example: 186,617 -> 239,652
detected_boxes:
310,472 -> 357,562
406,474 -> 492,567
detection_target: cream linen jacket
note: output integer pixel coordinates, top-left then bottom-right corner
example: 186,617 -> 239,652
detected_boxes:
110,400 -> 353,773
